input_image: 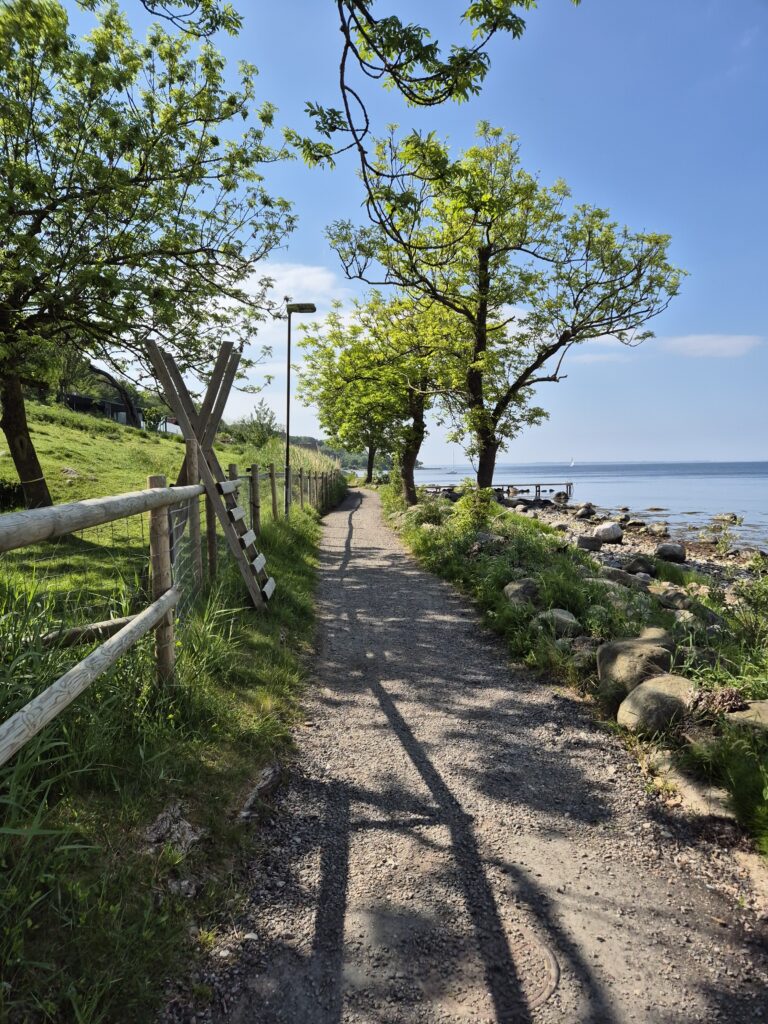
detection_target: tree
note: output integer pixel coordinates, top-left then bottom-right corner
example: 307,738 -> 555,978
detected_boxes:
0,0 -> 292,506
289,1 -> 580,177
227,399 -> 280,450
300,294 -> 453,502
298,303 -> 406,485
328,124 -> 684,487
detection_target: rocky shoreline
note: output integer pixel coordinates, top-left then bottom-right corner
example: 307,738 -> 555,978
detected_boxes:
429,484 -> 766,598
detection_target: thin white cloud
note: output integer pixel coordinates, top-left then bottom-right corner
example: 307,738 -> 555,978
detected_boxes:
659,334 -> 762,358
225,260 -> 355,430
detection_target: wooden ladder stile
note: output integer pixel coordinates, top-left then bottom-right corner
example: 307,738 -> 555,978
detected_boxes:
144,339 -> 277,607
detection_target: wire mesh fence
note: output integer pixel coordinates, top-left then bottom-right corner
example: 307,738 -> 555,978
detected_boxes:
1,513 -> 150,628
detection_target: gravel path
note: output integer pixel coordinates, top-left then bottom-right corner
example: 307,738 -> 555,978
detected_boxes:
191,489 -> 768,1023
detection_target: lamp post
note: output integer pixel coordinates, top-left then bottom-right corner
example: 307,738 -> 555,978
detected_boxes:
285,302 -> 316,516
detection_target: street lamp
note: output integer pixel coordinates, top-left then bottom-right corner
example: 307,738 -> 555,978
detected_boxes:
285,302 -> 316,515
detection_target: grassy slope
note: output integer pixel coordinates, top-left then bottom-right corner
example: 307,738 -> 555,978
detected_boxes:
0,400 -> 332,504
0,407 -> 345,1023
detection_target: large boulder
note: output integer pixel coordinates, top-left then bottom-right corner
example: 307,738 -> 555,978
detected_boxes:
592,521 -> 624,544
503,577 -> 541,607
656,541 -> 686,563
534,608 -> 582,638
617,674 -> 694,733
597,628 -> 674,712
624,554 -> 657,577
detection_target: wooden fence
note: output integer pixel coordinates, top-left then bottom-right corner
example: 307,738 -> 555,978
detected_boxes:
0,465 -> 343,769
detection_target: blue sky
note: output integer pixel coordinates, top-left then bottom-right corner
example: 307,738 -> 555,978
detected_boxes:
72,1 -> 768,462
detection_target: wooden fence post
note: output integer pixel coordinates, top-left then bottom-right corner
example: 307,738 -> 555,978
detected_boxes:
228,463 -> 239,483
250,463 -> 261,536
299,467 -> 305,509
148,474 -> 175,684
205,493 -> 217,580
186,439 -> 203,586
269,463 -> 278,521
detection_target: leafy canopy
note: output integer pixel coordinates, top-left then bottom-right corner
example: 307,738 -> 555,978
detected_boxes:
0,0 -> 293,392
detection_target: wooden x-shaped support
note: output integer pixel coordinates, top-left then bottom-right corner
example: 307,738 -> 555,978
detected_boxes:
145,338 -> 267,609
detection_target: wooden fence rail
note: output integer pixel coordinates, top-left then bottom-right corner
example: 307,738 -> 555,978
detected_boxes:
0,483 -> 204,554
0,587 -> 180,769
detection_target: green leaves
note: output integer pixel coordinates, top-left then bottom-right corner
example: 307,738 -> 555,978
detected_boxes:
327,122 -> 683,480
0,0 -> 293,392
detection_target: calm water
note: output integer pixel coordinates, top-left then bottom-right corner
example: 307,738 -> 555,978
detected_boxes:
414,462 -> 768,547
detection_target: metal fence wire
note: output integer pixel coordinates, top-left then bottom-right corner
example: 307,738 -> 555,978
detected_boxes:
1,513 -> 150,628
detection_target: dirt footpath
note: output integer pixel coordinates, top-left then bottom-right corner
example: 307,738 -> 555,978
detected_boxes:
201,489 -> 767,1023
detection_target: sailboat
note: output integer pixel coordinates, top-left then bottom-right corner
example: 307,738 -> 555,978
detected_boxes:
447,449 -> 458,475
569,457 -> 575,468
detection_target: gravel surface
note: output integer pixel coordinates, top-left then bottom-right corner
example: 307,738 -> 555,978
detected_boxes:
167,489 -> 768,1024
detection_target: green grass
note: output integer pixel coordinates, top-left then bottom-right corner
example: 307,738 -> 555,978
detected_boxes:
0,400 -> 337,507
0,404 -> 347,1022
383,485 -> 670,673
383,484 -> 768,854
0,509 -> 330,1023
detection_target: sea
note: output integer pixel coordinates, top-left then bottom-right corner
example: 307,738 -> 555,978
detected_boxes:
414,461 -> 768,549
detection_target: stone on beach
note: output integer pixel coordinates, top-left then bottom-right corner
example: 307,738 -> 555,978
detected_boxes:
617,674 -> 694,734
597,628 -> 674,712
656,541 -> 687,563
592,521 -> 624,543
576,535 -> 603,551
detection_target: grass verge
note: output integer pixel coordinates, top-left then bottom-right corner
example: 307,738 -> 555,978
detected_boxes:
381,484 -> 768,855
0,506 -> 327,1023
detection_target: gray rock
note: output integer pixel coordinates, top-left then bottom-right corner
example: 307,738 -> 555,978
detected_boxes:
576,535 -> 602,552
656,541 -> 686,563
534,608 -> 582,638
647,522 -> 670,538
727,700 -> 768,735
624,554 -> 657,576
673,609 -> 698,630
617,674 -> 694,733
597,628 -> 674,712
575,505 -> 595,520
592,521 -> 624,543
653,585 -> 691,611
503,577 -> 541,607
553,491 -> 570,505
600,566 -> 650,592
624,519 -> 647,530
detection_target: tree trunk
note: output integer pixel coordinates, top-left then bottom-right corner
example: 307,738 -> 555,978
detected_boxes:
476,435 -> 500,490
365,444 -> 377,484
89,364 -> 142,428
0,373 -> 53,508
400,388 -> 427,506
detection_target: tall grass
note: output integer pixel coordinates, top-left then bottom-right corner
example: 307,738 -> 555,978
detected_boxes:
0,504 -> 327,1022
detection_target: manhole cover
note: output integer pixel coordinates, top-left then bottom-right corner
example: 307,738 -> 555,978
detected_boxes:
507,923 -> 560,1009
